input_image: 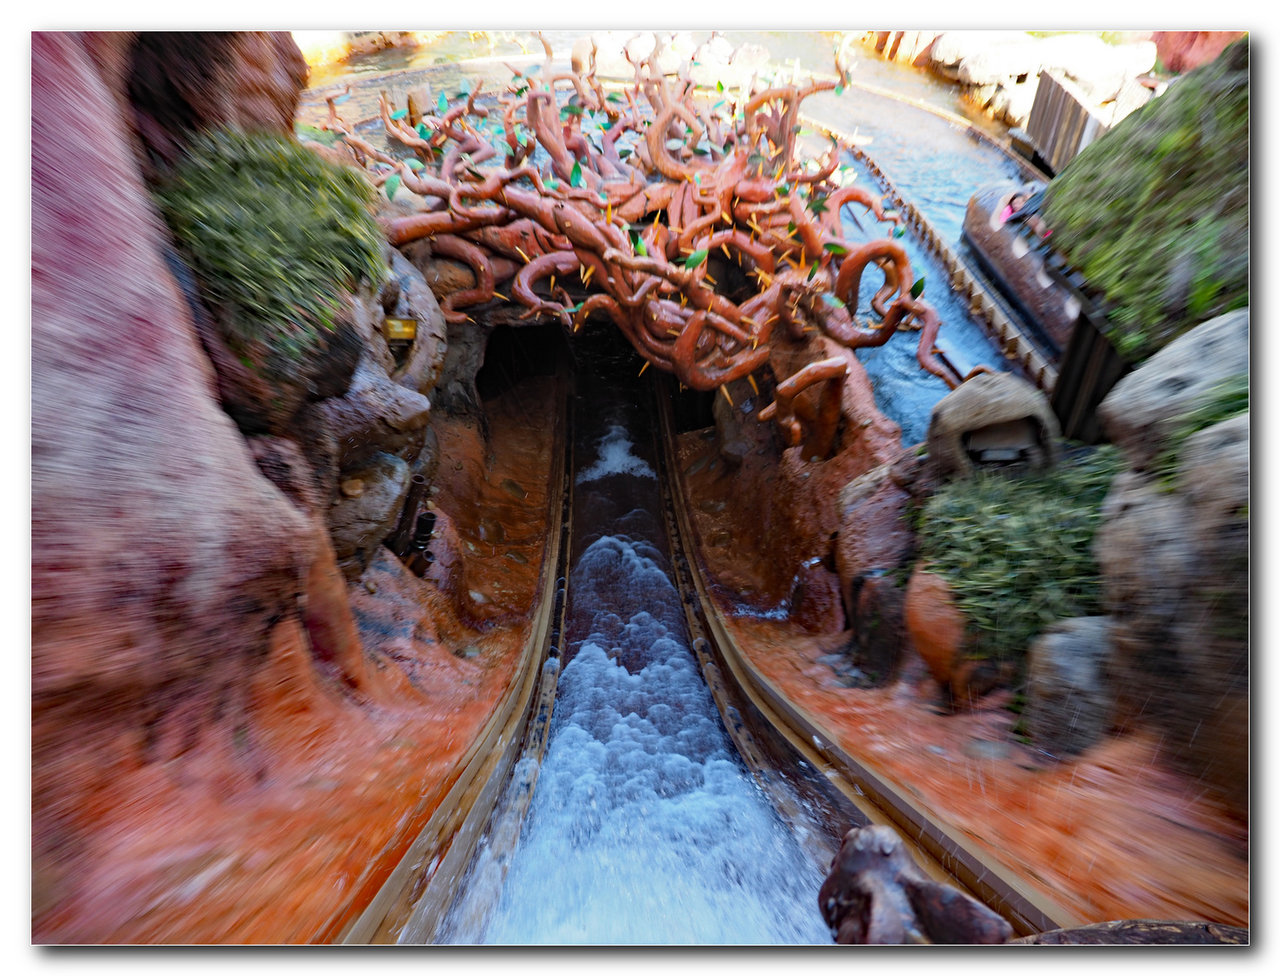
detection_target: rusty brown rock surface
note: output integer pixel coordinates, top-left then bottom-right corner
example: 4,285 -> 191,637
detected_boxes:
903,569 -> 966,689
1151,31 -> 1248,75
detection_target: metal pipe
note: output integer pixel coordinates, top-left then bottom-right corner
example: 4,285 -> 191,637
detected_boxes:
388,473 -> 429,557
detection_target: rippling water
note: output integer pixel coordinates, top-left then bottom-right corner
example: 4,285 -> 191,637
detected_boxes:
438,354 -> 828,943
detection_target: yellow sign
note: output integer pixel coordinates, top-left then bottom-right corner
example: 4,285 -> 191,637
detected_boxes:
383,317 -> 418,341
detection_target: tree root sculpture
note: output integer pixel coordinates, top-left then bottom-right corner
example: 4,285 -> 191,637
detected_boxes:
330,32 -> 984,444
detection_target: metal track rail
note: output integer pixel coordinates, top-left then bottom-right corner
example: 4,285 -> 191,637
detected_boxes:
654,383 -> 1082,939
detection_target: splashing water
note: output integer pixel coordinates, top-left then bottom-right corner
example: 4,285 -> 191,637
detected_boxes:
575,422 -> 657,485
438,425 -> 829,945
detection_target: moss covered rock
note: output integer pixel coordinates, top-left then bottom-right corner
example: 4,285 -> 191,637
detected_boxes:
1042,38 -> 1247,362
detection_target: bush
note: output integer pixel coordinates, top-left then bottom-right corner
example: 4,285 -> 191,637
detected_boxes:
155,127 -> 385,361
913,446 -> 1123,668
1042,39 -> 1248,362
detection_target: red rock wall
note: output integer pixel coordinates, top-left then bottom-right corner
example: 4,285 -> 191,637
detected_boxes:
31,31 -> 312,918
1151,31 -> 1247,74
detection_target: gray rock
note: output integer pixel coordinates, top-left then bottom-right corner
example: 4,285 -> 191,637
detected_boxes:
327,451 -> 411,578
430,315 -> 493,419
1098,309 -> 1248,472
925,372 -> 1060,480
1026,616 -> 1116,757
1172,414 -> 1248,811
314,354 -> 432,471
820,825 -> 1013,944
1093,473 -> 1196,728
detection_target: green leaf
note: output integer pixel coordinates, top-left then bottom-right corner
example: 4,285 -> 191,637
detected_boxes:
807,195 -> 829,214
437,92 -> 448,114
823,242 -> 848,255
808,262 -> 818,281
911,276 -> 926,299
390,108 -> 408,121
405,158 -> 425,171
570,159 -> 584,187
384,174 -> 401,200
457,78 -> 471,96
822,293 -> 846,309
716,80 -> 725,92
835,84 -> 845,96
893,225 -> 906,238
618,148 -> 632,159
417,122 -> 431,140
561,103 -> 584,118
607,92 -> 624,103
544,177 -> 560,190
684,248 -> 709,268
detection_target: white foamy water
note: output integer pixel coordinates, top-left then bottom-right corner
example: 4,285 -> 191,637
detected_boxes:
575,423 -> 656,484
440,533 -> 829,945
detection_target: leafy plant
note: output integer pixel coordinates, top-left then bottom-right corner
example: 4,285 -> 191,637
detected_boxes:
914,446 -> 1123,667
155,127 -> 386,362
1041,39 -> 1248,363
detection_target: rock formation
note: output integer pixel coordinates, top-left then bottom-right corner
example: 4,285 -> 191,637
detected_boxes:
32,31 -> 314,920
1093,310 -> 1248,814
819,825 -> 1013,944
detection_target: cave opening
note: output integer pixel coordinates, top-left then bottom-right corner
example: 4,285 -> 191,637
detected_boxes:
475,321 -> 570,402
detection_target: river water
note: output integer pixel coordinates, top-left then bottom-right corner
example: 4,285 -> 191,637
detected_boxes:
434,327 -> 829,944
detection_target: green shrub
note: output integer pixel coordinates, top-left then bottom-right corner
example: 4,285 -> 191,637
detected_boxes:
914,446 -> 1123,667
1042,39 -> 1248,363
155,127 -> 385,360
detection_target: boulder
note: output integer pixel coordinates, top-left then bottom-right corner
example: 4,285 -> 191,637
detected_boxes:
313,354 -> 433,471
1097,308 -> 1248,472
327,451 -> 412,579
1026,616 -> 1116,757
1173,414 -> 1249,810
903,569 -> 965,689
833,462 -> 916,684
847,573 -> 909,686
925,372 -> 1060,480
1177,413 -> 1249,695
185,285 -> 366,436
819,825 -> 1013,944
1093,472 -> 1196,727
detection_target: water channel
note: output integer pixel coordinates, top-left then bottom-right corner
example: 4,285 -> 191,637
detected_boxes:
435,327 -> 830,944
301,32 -> 1021,943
